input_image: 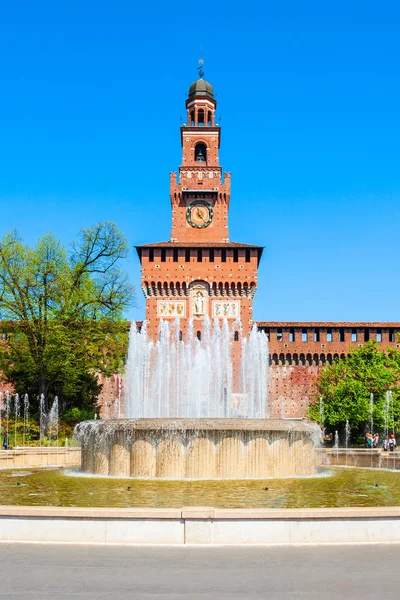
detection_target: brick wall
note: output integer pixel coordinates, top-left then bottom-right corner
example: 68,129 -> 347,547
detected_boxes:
262,322 -> 400,418
268,363 -> 320,418
138,244 -> 260,340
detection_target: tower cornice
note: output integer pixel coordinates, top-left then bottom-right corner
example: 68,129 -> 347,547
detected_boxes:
180,126 -> 221,148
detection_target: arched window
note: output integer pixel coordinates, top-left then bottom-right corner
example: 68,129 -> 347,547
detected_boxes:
196,331 -> 201,341
198,109 -> 204,126
234,331 -> 239,342
207,111 -> 212,126
179,331 -> 183,341
195,143 -> 206,162
190,111 -> 195,126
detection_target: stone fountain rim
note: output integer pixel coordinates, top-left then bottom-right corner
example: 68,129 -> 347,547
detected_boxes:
75,418 -> 318,434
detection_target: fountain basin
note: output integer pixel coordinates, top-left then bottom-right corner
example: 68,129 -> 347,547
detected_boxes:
74,418 -> 320,479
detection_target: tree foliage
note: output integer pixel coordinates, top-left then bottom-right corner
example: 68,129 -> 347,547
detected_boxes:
309,341 -> 400,433
0,222 -> 133,412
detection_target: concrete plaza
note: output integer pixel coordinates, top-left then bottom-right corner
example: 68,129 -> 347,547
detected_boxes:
0,543 -> 398,599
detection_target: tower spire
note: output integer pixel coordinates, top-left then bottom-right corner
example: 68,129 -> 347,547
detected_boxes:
198,53 -> 204,79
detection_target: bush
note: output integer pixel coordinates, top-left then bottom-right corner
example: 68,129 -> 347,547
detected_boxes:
61,407 -> 95,425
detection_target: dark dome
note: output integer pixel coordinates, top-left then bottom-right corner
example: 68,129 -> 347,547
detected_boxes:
188,78 -> 214,99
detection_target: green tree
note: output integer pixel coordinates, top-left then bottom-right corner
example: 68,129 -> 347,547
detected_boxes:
0,222 -> 133,412
309,341 -> 400,434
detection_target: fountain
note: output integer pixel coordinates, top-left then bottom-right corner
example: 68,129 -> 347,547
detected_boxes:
23,394 -> 29,446
370,392 -> 374,437
39,393 -> 46,445
334,430 -> 339,460
319,397 -> 324,429
13,393 -> 20,448
75,319 -> 320,479
345,420 -> 351,466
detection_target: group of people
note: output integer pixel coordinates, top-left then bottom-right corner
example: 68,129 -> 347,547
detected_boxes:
364,432 -> 396,452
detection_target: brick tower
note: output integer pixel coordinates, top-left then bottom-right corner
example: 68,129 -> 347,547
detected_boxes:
136,68 -> 263,345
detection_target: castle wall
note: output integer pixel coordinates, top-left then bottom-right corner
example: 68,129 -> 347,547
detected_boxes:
268,363 -> 320,419
265,322 -> 400,418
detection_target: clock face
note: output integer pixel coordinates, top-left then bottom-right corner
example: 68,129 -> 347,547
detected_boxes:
186,200 -> 214,228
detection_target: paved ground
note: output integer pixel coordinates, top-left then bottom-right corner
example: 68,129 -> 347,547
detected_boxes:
0,543 -> 398,599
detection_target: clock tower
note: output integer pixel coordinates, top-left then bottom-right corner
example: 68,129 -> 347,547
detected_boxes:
170,72 -> 230,243
136,67 -> 263,345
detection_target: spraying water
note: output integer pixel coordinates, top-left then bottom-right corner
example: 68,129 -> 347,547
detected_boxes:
14,393 -> 20,448
383,391 -> 394,441
319,397 -> 324,429
345,420 -> 351,466
334,430 -> 339,461
369,392 -> 374,467
124,318 -> 269,419
0,392 -> 2,447
369,393 -> 374,436
280,400 -> 285,419
39,394 -> 46,444
48,397 -> 59,448
5,391 -> 10,449
23,394 -> 29,446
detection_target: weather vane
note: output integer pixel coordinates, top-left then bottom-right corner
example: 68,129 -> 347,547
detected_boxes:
198,46 -> 204,78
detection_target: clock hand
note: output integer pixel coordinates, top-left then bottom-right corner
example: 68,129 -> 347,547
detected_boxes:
196,208 -> 206,222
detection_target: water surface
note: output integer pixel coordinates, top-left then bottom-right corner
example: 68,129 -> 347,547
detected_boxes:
1,467 -> 400,508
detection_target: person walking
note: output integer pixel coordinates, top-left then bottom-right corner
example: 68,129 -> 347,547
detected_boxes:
3,434 -> 9,450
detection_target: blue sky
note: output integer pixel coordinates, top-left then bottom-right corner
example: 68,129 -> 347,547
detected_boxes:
0,0 -> 399,322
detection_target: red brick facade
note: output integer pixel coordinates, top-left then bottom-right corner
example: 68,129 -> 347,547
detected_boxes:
98,75 -> 400,417
263,322 -> 400,417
